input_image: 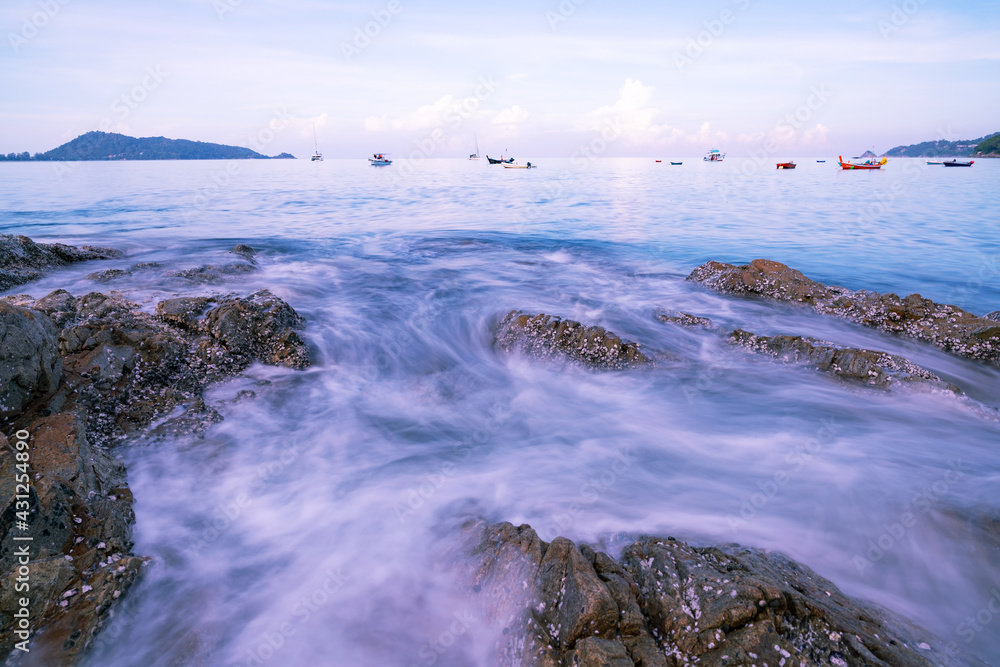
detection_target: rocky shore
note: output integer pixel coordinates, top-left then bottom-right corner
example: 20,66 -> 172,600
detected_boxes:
1,239 -> 312,663
688,259 -> 1000,364
4,240 -> 995,665
467,521 -> 970,667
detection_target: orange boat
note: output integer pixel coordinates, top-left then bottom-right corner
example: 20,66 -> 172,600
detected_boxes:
838,155 -> 886,170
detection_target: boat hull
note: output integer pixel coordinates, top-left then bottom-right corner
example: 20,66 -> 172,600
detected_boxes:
777,162 -> 796,169
943,161 -> 974,167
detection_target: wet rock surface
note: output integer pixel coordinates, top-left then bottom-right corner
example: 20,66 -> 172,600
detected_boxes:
495,311 -> 650,370
0,283 -> 312,663
688,259 -> 1000,364
1,234 -> 121,292
729,329 -> 961,393
656,311 -> 713,328
468,522 -> 971,667
0,303 -> 62,419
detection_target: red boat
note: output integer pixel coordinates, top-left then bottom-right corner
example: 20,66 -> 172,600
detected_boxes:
838,155 -> 886,170
776,161 -> 796,169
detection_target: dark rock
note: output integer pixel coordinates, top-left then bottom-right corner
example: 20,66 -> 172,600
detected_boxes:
232,244 -> 257,260
468,521 -> 965,667
30,289 -> 78,328
0,234 -> 121,291
167,263 -> 257,284
85,268 -> 131,282
729,329 -> 961,392
201,290 -> 310,369
495,311 -> 650,370
0,284 -> 312,664
0,416 -> 143,663
688,260 -> 1000,364
154,296 -> 215,329
656,310 -> 712,328
1,302 -> 62,419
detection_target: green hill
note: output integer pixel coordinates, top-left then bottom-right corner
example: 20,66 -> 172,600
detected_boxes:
976,133 -> 1000,156
0,131 -> 295,161
884,132 -> 998,157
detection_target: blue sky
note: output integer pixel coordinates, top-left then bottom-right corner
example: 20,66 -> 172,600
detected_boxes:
1,0 -> 998,157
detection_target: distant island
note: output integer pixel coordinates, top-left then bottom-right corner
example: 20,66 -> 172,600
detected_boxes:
0,131 -> 295,161
884,131 -> 999,158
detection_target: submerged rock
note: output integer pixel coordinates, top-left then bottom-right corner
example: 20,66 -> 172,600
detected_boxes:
232,243 -> 257,260
468,521 -> 964,667
729,329 -> 960,392
0,302 -> 62,419
167,262 -> 257,284
689,259 -> 1000,364
85,268 -> 131,282
656,310 -> 713,328
0,234 -> 121,291
495,311 -> 650,370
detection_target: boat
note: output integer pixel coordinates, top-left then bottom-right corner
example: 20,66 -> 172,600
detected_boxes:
926,160 -> 944,165
776,161 -> 796,169
942,159 -> 974,167
369,153 -> 392,166
311,124 -> 322,162
502,161 -> 535,169
670,161 -> 682,165
816,160 -> 826,163
703,149 -> 725,162
838,155 -> 886,170
487,154 -> 514,164
469,135 -> 480,160
655,160 -> 662,163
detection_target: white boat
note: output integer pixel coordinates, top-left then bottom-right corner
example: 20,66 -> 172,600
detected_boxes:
469,134 -> 480,160
311,124 -> 322,162
369,153 -> 392,166
703,149 -> 725,162
502,161 -> 535,169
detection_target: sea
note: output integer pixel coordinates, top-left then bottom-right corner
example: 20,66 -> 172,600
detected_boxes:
2,157 -> 999,665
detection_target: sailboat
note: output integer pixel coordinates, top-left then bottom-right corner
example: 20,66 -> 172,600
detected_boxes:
469,135 -> 480,160
311,124 -> 322,162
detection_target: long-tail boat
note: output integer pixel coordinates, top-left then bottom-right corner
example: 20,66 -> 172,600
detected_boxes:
838,155 -> 886,170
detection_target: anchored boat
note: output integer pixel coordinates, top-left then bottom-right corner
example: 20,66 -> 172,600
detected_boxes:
942,159 -> 974,167
777,161 -> 796,169
369,153 -> 392,166
311,124 -> 322,162
838,155 -> 886,170
703,149 -> 725,162
502,161 -> 535,169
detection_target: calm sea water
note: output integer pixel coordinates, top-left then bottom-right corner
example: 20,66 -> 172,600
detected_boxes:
2,158 -> 999,665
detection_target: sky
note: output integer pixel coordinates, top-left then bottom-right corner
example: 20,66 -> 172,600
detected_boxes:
1,0 -> 998,158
